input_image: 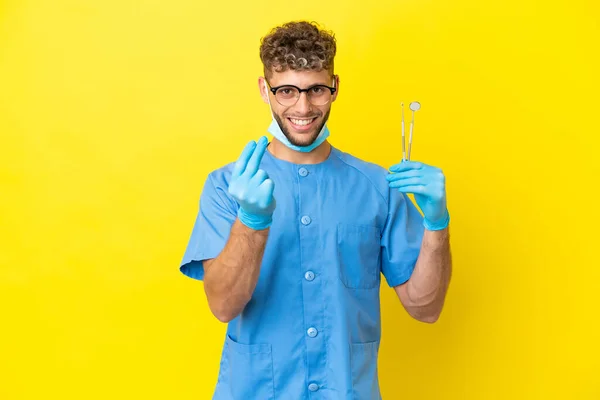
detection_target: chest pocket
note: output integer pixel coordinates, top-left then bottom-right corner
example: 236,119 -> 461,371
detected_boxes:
336,223 -> 382,289
225,335 -> 274,399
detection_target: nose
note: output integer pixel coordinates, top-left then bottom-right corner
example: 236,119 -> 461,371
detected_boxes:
294,92 -> 312,115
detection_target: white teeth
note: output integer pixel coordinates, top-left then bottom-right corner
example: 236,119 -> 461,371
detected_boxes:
290,118 -> 314,126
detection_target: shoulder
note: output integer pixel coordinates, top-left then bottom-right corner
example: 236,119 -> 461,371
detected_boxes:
332,148 -> 389,177
198,161 -> 238,209
331,147 -> 391,203
204,161 -> 236,189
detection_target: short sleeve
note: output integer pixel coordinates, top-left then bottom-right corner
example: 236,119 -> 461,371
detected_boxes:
380,189 -> 425,287
179,172 -> 238,281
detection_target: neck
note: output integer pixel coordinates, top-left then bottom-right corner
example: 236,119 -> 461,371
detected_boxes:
267,138 -> 331,164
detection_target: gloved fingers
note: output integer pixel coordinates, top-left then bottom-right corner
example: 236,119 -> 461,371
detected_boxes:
257,179 -> 275,207
395,184 -> 427,195
388,176 -> 424,188
232,140 -> 257,179
386,169 -> 422,182
389,161 -> 424,173
249,169 -> 269,187
245,136 -> 269,177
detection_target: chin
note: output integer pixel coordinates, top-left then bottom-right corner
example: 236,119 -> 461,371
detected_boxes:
285,130 -> 320,147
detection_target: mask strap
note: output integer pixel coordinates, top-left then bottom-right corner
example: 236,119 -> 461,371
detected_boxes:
264,80 -> 275,118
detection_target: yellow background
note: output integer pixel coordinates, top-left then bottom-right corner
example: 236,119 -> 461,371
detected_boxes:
1,0 -> 599,398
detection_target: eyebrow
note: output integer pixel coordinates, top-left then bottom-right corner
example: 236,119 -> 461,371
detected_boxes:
273,82 -> 331,87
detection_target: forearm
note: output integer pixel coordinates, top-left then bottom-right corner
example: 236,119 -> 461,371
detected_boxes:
203,218 -> 269,322
398,227 -> 452,323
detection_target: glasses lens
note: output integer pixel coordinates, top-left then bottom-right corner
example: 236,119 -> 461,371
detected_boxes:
275,86 -> 300,106
307,86 -> 332,106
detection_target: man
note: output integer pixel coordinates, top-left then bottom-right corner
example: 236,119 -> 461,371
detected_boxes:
180,20 -> 452,399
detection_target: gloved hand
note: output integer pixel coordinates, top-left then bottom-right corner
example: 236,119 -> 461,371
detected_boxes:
386,161 -> 450,231
228,136 -> 276,230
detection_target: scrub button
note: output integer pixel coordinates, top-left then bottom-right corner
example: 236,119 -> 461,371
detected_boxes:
308,383 -> 319,392
307,327 -> 318,338
298,167 -> 309,177
301,216 -> 311,225
305,271 -> 315,281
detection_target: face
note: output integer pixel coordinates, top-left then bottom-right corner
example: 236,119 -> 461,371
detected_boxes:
259,69 -> 339,147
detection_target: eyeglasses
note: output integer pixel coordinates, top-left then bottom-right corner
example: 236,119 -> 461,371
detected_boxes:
266,80 -> 337,107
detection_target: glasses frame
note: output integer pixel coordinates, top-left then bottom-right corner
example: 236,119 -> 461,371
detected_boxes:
265,79 -> 337,107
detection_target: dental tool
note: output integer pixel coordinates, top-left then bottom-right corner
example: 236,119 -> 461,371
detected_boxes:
401,103 -> 406,161
407,101 -> 420,160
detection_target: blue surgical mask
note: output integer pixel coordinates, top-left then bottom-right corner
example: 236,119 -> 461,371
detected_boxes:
264,81 -> 331,153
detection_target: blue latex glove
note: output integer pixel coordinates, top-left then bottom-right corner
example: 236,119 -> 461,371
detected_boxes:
228,136 -> 276,230
386,161 -> 450,231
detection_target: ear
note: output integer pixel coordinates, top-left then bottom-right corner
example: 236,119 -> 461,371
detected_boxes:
332,74 -> 340,102
258,76 -> 269,104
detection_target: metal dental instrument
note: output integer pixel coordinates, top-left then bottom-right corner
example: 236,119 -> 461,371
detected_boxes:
401,103 -> 406,161
407,101 -> 421,160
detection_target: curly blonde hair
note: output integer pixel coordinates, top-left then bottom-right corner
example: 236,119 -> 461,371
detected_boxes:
259,21 -> 337,78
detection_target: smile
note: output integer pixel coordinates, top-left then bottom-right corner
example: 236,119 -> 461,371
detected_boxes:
288,117 -> 317,130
